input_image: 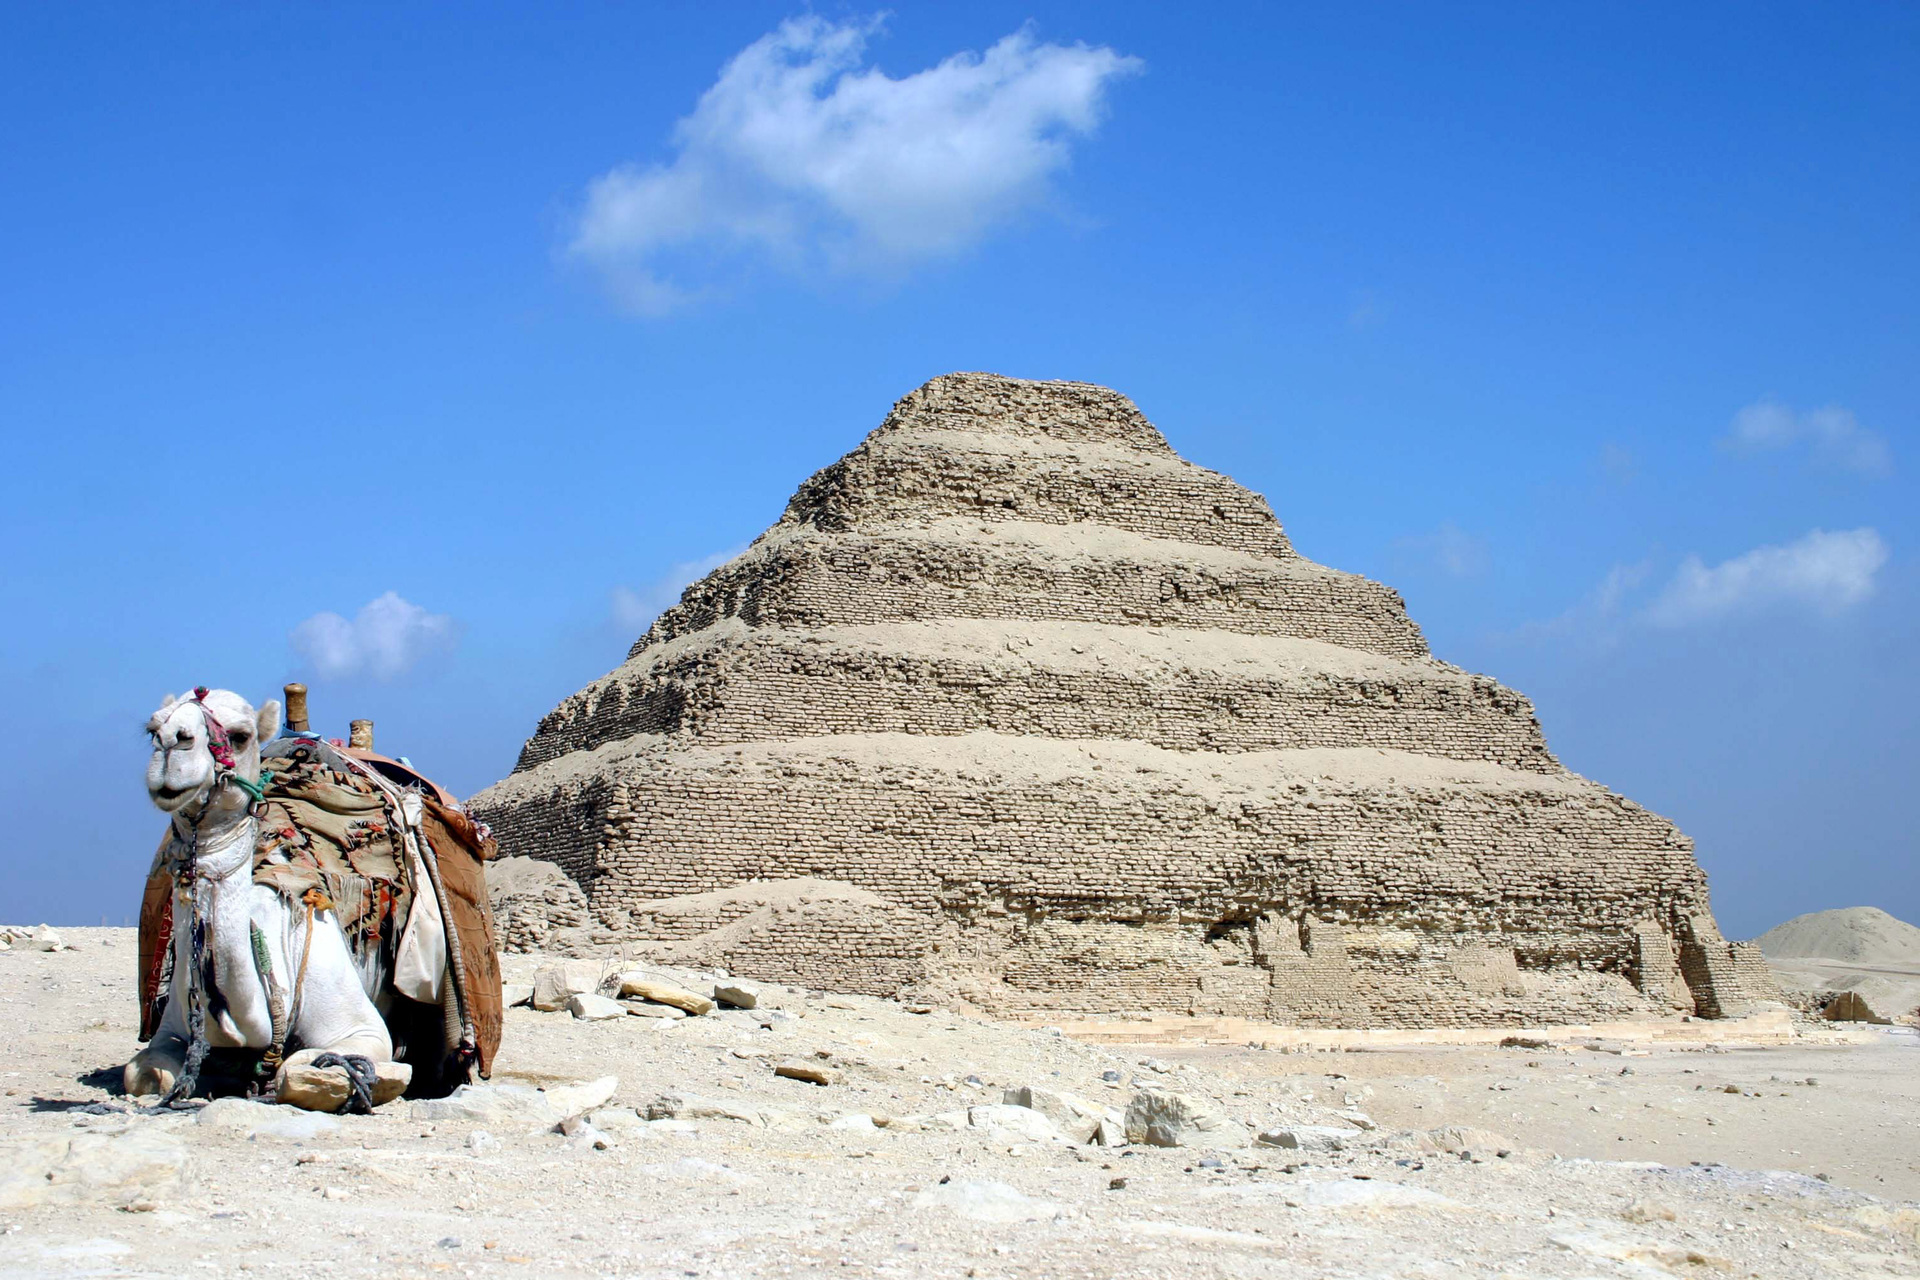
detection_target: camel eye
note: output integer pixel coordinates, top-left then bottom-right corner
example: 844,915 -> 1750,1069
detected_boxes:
231,730 -> 250,746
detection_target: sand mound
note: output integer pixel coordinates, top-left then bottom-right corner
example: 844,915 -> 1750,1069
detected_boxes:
1754,907 -> 1920,965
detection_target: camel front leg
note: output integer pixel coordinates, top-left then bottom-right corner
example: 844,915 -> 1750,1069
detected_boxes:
264,893 -> 406,1110
124,973 -> 189,1097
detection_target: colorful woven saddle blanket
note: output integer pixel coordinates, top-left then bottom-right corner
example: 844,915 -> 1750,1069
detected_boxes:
250,744 -> 417,969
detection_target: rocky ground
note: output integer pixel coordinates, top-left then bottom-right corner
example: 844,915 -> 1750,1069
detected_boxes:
3,930 -> 1918,1279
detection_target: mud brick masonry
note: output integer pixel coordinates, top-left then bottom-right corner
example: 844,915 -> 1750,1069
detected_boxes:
472,373 -> 1780,1026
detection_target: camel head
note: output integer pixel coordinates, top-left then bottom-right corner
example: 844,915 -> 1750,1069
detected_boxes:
144,688 -> 282,815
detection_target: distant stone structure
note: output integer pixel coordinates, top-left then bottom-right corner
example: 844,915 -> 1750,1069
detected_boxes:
472,373 -> 1779,1025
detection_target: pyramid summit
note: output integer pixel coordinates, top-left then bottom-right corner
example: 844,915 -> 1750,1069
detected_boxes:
472,372 -> 1779,1025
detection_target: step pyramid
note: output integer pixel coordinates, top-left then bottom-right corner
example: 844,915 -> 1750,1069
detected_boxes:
472,373 -> 1779,1025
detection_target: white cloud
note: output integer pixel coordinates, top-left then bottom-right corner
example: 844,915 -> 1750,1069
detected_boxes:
290,592 -> 459,681
569,16 -> 1142,312
1720,398 -> 1891,476
1644,528 -> 1889,627
1392,522 -> 1489,577
612,547 -> 748,632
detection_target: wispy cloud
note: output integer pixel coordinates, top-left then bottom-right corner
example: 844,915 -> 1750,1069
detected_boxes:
1597,442 -> 1637,483
1392,522 -> 1489,577
1644,527 -> 1889,627
290,592 -> 459,681
1504,559 -> 1651,646
1719,398 -> 1891,476
1507,527 -> 1889,646
568,16 -> 1142,313
612,547 -> 748,632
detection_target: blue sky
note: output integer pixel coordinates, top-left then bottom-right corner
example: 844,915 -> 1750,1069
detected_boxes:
3,4 -> 1913,938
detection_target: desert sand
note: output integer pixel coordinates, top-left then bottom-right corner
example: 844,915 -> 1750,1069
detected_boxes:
3,928 -> 1918,1279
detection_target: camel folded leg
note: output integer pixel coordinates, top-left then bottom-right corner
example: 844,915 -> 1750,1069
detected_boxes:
263,891 -> 404,1111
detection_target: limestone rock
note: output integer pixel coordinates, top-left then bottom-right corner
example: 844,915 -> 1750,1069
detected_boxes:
967,1104 -> 1068,1144
532,961 -> 602,1012
713,982 -> 760,1009
502,983 -> 534,1008
612,973 -> 714,1015
1257,1124 -> 1364,1152
19,925 -> 68,952
1125,1088 -> 1248,1149
273,1059 -> 410,1111
568,992 -> 625,1020
557,1115 -> 615,1151
623,1000 -> 688,1020
1002,1085 -> 1112,1144
773,1061 -> 840,1086
543,1076 -> 620,1119
0,1129 -> 187,1209
643,1093 -> 763,1126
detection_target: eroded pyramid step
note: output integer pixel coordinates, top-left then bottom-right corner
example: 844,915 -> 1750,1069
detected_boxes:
639,520 -> 1427,660
780,435 -> 1293,558
870,372 -> 1177,454
475,732 -> 1703,976
519,619 -> 1553,772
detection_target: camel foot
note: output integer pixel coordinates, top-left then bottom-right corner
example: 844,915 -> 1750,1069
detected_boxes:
123,1052 -> 181,1099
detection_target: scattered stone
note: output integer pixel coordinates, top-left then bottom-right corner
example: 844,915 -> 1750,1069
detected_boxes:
621,1000 -> 687,1020
501,983 -> 534,1008
644,1094 -> 763,1126
912,1178 -> 1063,1224
543,1076 -> 620,1119
1002,1085 -> 1114,1144
1256,1125 -> 1361,1152
567,993 -> 625,1021
967,1104 -> 1069,1145
467,1131 -> 500,1153
531,961 -> 602,1012
774,1061 -> 841,1086
1622,1200 -> 1678,1224
613,973 -> 715,1015
557,1115 -> 615,1150
1500,1036 -> 1552,1050
1125,1088 -> 1248,1149
0,1129 -> 187,1209
1335,1108 -> 1378,1131
713,982 -> 759,1009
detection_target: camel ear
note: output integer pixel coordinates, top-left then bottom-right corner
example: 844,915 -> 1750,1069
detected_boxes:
160,693 -> 178,710
255,699 -> 282,746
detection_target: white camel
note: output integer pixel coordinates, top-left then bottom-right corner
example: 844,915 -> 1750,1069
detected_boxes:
125,688 -> 395,1108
